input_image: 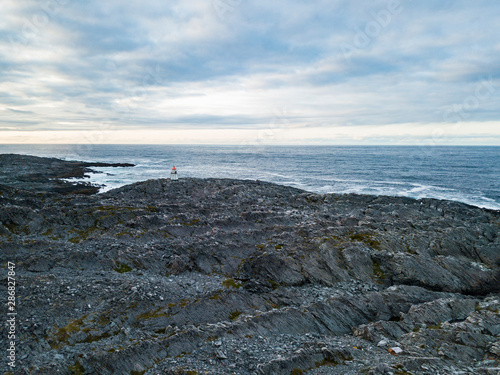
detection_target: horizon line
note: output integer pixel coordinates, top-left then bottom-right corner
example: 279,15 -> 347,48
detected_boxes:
1,143 -> 499,147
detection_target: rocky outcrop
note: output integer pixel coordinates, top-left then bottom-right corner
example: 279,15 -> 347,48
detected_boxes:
0,156 -> 499,374
0,154 -> 133,194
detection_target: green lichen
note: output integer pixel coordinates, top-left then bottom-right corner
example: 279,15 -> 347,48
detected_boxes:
98,315 -> 110,325
114,263 -> 132,273
83,331 -> 112,343
372,260 -> 387,284
222,278 -> 243,289
68,226 -> 100,243
135,307 -> 167,321
4,223 -> 21,234
315,358 -> 339,367
179,298 -> 190,307
267,279 -> 280,290
392,364 -> 412,375
68,362 -> 84,375
228,310 -> 241,321
146,205 -> 159,212
350,233 -> 381,250
209,291 -> 222,300
267,301 -> 280,309
427,323 -> 442,330
50,315 -> 88,348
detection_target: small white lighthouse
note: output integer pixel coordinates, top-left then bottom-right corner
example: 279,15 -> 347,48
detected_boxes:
170,166 -> 178,181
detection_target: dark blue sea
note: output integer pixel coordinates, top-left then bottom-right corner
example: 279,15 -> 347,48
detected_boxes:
0,144 -> 498,210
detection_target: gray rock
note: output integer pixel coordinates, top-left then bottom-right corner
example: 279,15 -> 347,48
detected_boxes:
1,155 -> 499,375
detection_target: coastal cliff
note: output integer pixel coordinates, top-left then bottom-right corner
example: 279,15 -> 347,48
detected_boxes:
0,155 -> 499,374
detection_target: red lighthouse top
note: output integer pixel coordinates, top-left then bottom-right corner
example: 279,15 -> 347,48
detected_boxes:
170,166 -> 178,180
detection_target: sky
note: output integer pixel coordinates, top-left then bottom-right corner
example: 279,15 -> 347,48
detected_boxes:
1,0 -> 500,145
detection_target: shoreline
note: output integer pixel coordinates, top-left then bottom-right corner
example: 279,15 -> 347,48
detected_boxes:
0,151 -> 500,210
2,152 -> 498,212
1,157 -> 499,374
0,153 -> 134,195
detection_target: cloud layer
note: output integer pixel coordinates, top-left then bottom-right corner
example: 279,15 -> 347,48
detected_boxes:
1,0 -> 500,144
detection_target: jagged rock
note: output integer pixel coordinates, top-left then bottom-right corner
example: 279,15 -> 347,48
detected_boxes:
0,155 -> 499,375
0,154 -> 133,194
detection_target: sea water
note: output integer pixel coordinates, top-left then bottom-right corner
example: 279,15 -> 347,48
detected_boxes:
0,144 -> 498,210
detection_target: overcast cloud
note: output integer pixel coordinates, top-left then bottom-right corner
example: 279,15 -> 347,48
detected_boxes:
1,0 -> 499,144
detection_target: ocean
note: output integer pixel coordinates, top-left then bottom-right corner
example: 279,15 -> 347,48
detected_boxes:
0,144 -> 498,210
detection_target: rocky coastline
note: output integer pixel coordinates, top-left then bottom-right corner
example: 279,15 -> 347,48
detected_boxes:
0,154 -> 134,195
0,154 -> 499,374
